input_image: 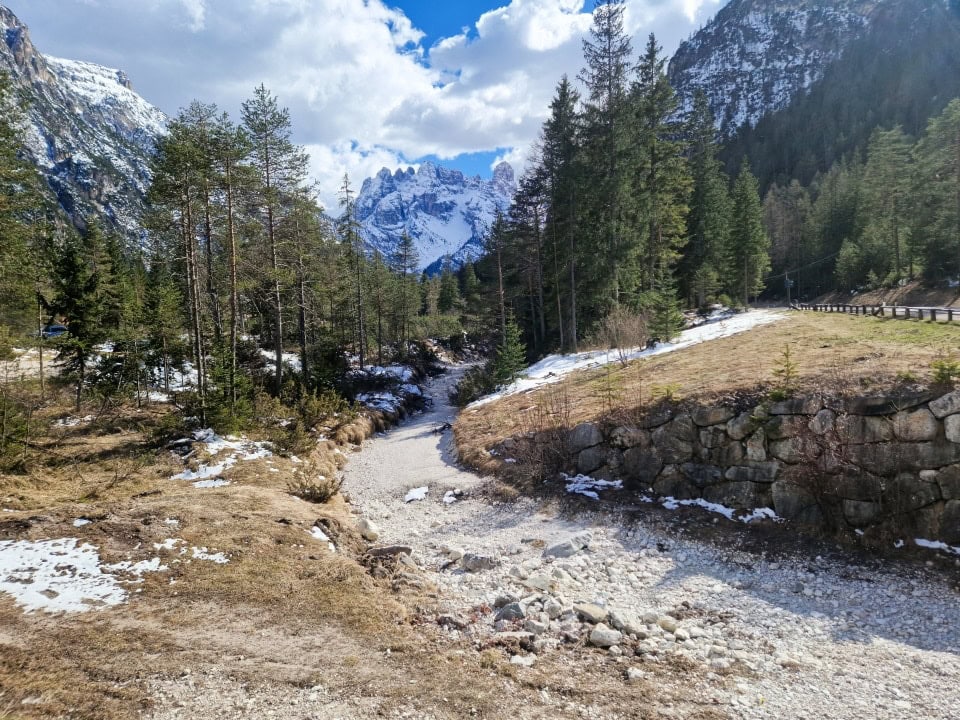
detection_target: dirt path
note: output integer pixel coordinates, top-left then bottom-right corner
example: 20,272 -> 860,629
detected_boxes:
342,366 -> 960,720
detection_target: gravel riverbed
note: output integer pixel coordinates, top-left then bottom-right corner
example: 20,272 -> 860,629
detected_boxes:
341,366 -> 960,720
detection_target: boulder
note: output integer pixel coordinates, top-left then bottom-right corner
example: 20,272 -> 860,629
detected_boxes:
609,426 -> 650,449
726,411 -> 758,441
745,429 -> 767,462
693,406 -> 735,427
842,499 -> 884,526
681,463 -> 723,488
769,397 -> 822,415
938,465 -> 960,499
544,531 -> 593,558
495,603 -> 526,622
765,415 -> 809,441
701,440 -> 745,467
889,473 -> 941,512
847,442 -> 960,475
770,438 -> 805,464
622,446 -> 664,486
652,468 -> 698,500
930,390 -> 960,419
836,415 -> 894,444
829,472 -> 884,501
772,480 -> 823,526
809,409 -> 836,436
568,423 -> 604,454
893,408 -> 940,442
724,462 -> 781,484
608,610 -> 645,636
589,623 -> 622,648
942,501 -> 960,544
657,615 -> 678,633
356,518 -> 381,542
703,481 -> 769,509
699,426 -> 728,449
462,553 -> 499,572
946,415 -> 960,444
845,391 -> 934,416
577,446 -> 607,475
639,406 -> 674,429
575,603 -> 608,624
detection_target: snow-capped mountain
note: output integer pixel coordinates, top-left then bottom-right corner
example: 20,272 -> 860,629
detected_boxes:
355,161 -> 516,273
0,5 -> 166,242
668,0 -> 878,136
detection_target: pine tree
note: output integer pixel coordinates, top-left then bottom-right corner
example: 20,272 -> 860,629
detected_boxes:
338,174 -> 367,366
390,232 -> 420,353
242,85 -> 309,393
729,161 -> 771,305
492,318 -> 527,386
647,268 -> 684,342
914,99 -> 960,280
860,126 -> 912,284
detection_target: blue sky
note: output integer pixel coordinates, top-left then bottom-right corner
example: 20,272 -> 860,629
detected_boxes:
5,0 -> 724,206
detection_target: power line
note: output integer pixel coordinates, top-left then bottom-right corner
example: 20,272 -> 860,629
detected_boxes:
763,250 -> 842,284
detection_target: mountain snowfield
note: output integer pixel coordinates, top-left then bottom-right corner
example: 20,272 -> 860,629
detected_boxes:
355,161 -> 516,272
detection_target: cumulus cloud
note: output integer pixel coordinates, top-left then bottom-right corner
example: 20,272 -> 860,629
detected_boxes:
7,0 -> 726,208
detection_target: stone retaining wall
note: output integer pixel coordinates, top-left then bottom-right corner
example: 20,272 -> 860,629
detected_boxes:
567,389 -> 960,543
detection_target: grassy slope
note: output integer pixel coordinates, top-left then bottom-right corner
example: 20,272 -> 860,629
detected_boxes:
455,312 -> 960,471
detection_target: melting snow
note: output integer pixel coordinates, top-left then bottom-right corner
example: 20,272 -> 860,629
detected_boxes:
468,310 -> 786,408
914,539 -> 960,556
443,491 -> 458,504
192,479 -> 231,488
661,497 -> 782,524
169,429 -> 272,484
562,474 -> 624,500
72,518 -> 92,527
405,486 -> 429,503
309,526 -> 336,552
0,538 -> 168,614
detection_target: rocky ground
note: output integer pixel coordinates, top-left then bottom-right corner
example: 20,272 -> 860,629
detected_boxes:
341,366 -> 960,719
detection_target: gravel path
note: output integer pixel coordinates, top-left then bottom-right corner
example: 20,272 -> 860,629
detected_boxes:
342,366 -> 960,720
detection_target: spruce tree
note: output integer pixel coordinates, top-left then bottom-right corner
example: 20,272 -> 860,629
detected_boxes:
914,99 -> 960,280
728,162 -> 770,306
492,318 -> 527,386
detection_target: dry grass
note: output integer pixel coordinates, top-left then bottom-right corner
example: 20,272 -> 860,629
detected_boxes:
455,312 -> 960,470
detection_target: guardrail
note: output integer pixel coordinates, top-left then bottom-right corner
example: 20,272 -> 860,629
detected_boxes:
792,302 -> 960,323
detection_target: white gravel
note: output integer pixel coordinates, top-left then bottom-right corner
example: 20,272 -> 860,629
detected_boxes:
341,366 -> 960,720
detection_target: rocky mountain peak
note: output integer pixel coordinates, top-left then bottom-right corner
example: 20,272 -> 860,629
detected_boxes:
355,161 -> 515,273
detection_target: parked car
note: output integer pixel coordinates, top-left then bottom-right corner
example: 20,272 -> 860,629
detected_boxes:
41,324 -> 68,339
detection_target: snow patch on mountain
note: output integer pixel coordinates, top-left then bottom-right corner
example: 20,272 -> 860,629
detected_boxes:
355,161 -> 515,272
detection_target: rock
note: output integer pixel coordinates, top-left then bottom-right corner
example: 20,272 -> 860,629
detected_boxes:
589,623 -> 622,648
356,518 -> 380,542
680,463 -> 723,488
724,462 -> 780,484
544,531 -> 593,558
496,603 -> 526,622
652,467 -> 698,500
693,406 -> 735,427
769,438 -> 805,464
809,409 -> 836,436
745,429 -> 767,462
626,667 -> 645,682
522,573 -> 554,592
830,472 -> 884,501
772,481 -> 822,526
568,423 -> 604,453
727,412 -> 758,441
942,501 -> 960,544
765,415 -> 809,440
938,465 -> 960,499
657,615 -> 678,633
699,426 -> 728,449
368,545 -> 413,557
622,446 -> 664,486
836,415 -> 894,444
894,409 -> 940,442
510,654 -> 536,668
574,603 -> 609,624
930,390 -> 960,419
674,628 -> 690,642
494,593 -> 520,608
639,406 -> 674,429
608,610 -> 644,636
769,397 -> 822,415
946,415 -> 960,444
703,481 -> 769,509
846,391 -> 934,416
523,619 -> 548,635
544,598 -> 564,619
462,553 -> 498,572
610,426 -> 650,449
445,547 -> 465,562
437,614 -> 470,630
577,446 -> 607,475
847,442 -> 960,475
843,499 -> 884,526
890,473 -> 941,511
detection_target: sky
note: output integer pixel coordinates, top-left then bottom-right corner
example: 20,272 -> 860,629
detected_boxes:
5,0 -> 725,210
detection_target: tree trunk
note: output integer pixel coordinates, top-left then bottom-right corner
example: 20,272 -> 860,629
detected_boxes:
225,161 -> 239,412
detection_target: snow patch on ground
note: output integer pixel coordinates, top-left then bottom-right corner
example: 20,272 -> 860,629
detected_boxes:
468,310 -> 786,408
169,429 -> 272,485
561,474 -> 624,500
914,538 -> 960,556
0,538 -> 169,614
192,479 -> 231,489
662,497 -> 782,524
405,486 -> 429,503
309,526 -> 336,552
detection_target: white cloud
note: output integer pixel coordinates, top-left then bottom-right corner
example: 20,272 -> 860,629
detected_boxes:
9,0 -> 726,208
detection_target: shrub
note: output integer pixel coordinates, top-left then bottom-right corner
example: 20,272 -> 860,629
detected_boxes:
584,307 -> 649,352
932,355 -> 960,386
298,390 -> 355,428
288,475 -> 342,504
770,345 -> 799,401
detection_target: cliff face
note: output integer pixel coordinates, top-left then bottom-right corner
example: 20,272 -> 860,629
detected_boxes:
0,5 -> 167,243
